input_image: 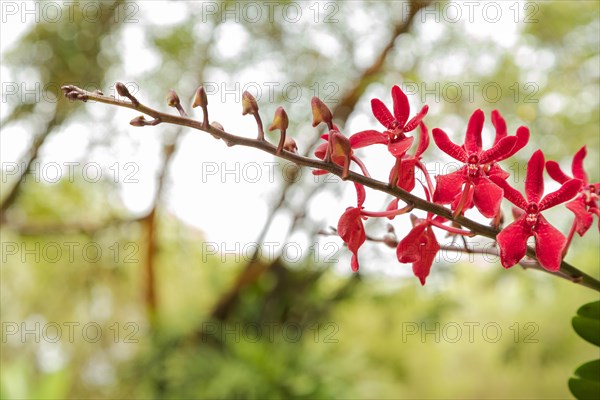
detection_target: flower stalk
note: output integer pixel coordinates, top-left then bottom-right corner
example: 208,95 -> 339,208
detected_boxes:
59,83 -> 600,292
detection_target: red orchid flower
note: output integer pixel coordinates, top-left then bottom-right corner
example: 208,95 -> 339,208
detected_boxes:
349,85 -> 429,157
396,215 -> 440,285
432,109 -> 527,218
396,213 -> 474,285
338,182 -> 413,271
395,184 -> 473,285
388,122 -> 430,192
338,183 -> 367,272
546,146 -> 600,236
490,150 -> 582,271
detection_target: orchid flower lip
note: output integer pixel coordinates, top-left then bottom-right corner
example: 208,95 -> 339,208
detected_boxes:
525,203 -> 540,227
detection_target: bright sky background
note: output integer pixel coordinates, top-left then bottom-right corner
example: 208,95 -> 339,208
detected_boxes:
1,1 -> 525,279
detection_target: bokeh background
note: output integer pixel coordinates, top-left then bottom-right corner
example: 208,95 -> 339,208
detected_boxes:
1,0 -> 599,398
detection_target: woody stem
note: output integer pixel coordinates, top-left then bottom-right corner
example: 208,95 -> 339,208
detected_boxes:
60,85 -> 600,293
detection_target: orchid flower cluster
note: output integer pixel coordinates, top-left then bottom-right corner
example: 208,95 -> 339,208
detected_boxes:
60,83 -> 598,286
311,86 -> 598,285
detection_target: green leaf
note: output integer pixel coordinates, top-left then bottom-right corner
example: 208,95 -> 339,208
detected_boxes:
575,360 -> 600,382
569,377 -> 600,400
577,301 -> 600,320
572,316 -> 600,346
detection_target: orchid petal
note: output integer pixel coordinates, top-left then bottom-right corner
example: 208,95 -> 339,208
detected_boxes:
396,222 -> 428,263
397,158 -> 418,192
314,142 -> 327,160
349,130 -> 388,149
371,98 -> 394,129
404,105 -> 429,132
496,217 -> 530,268
489,176 -> 528,210
388,136 -> 414,157
473,177 -> 504,218
525,149 -> 545,203
480,136 -> 518,164
432,128 -> 467,162
391,85 -> 410,127
539,178 -> 582,211
499,126 -> 530,160
411,226 -> 439,285
491,110 -> 507,145
433,168 -> 465,204
338,207 -> 366,272
546,160 -> 570,184
414,122 -> 430,158
533,215 -> 566,272
465,109 -> 484,154
572,146 -> 588,183
350,255 -> 360,272
566,198 -> 594,236
488,163 -> 510,180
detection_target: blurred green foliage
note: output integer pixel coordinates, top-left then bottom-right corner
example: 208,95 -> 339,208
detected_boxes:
1,1 -> 599,399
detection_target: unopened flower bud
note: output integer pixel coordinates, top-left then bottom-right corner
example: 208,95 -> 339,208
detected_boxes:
283,136 -> 298,153
409,214 -> 419,226
65,91 -> 79,100
130,115 -> 147,126
115,82 -> 130,97
115,82 -> 139,106
242,91 -> 259,115
311,96 -> 333,128
269,106 -> 289,132
208,121 -> 223,140
210,121 -> 224,131
192,86 -> 208,108
386,223 -> 396,234
383,234 -> 398,248
166,89 -> 180,107
61,85 -> 75,95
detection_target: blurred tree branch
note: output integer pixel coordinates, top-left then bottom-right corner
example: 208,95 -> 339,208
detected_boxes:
208,0 -> 436,323
0,0 -> 124,222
